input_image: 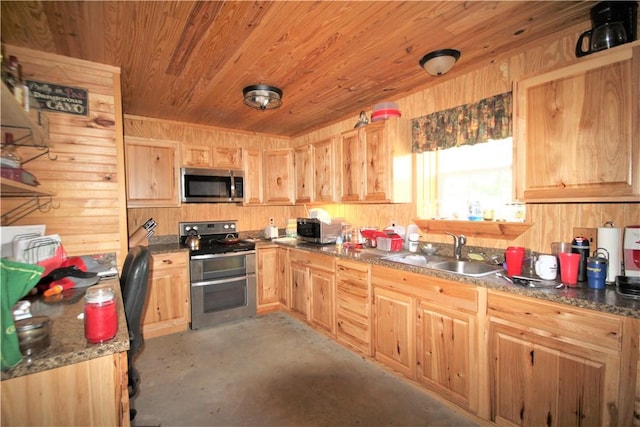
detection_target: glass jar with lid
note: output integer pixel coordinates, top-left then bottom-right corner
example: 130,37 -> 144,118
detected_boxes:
84,286 -> 118,343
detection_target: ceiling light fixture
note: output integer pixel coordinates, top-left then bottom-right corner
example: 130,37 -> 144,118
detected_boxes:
242,84 -> 283,110
419,49 -> 461,76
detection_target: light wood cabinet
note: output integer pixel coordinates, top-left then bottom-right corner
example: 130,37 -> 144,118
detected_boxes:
514,42 -> 640,202
125,136 -> 180,207
242,148 -> 263,205
142,251 -> 190,338
182,143 -> 213,168
373,285 -> 416,378
212,146 -> 242,169
294,144 -> 313,204
278,247 -> 289,307
488,290 -> 635,426
288,249 -> 336,334
339,117 -> 412,203
336,259 -> 371,356
263,148 -> 294,205
257,245 -> 281,312
313,137 -> 337,203
1,353 -> 129,426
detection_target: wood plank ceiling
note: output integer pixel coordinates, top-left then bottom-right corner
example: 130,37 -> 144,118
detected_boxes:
1,1 -> 594,137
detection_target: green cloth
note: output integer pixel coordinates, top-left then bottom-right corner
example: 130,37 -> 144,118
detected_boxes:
1,259 -> 44,371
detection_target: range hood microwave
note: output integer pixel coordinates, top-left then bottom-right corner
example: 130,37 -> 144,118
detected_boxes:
180,167 -> 244,203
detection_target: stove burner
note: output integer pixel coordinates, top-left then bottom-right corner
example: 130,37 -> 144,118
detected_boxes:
179,220 -> 255,255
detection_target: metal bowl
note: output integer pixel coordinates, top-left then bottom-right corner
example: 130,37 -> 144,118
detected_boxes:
421,244 -> 437,256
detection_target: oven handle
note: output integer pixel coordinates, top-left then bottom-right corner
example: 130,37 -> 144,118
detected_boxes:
190,250 -> 256,260
191,273 -> 256,288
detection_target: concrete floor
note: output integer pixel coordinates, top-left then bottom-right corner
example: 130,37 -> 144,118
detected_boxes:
133,312 -> 479,427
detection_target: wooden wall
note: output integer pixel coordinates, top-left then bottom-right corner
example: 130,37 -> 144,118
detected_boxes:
2,45 -> 128,264
292,23 -> 639,253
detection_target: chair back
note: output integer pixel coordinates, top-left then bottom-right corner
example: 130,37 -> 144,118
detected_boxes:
120,246 -> 150,357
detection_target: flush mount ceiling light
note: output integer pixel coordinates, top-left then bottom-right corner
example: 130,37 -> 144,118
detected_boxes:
242,84 -> 283,110
419,49 -> 461,76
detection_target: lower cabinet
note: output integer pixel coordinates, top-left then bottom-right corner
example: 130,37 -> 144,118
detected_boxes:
336,259 -> 372,356
288,250 -> 336,335
142,251 -> 190,339
257,245 -> 280,311
488,290 -> 635,427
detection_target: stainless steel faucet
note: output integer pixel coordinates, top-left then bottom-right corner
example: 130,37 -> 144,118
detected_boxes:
445,232 -> 467,260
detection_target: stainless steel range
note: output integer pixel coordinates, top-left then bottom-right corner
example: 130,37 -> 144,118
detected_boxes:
179,220 -> 256,329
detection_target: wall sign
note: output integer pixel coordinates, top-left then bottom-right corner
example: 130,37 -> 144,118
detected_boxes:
26,80 -> 89,116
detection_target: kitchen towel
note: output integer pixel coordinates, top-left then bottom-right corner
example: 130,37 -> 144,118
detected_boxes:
598,224 -> 621,283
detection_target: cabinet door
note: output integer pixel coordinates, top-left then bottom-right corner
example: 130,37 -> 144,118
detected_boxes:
143,252 -> 190,338
289,261 -> 309,318
277,248 -> 289,307
257,246 -> 279,309
491,324 -> 606,426
313,137 -> 336,203
212,147 -> 242,169
294,145 -> 313,204
182,143 -> 212,168
125,137 -> 180,207
242,148 -> 263,205
416,301 -> 474,410
309,266 -> 335,334
336,259 -> 371,355
373,286 -> 415,378
340,129 -> 363,202
363,122 -> 390,201
515,44 -> 639,201
264,148 -> 294,205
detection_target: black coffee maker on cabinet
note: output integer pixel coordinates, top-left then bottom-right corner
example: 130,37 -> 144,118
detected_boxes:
576,1 -> 638,57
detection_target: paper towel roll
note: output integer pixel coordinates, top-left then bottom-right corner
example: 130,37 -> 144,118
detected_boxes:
598,226 -> 621,283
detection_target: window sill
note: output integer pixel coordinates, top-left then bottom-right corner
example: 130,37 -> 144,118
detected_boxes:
413,218 -> 533,240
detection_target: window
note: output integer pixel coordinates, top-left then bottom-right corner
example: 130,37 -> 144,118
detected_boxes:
416,137 -> 515,220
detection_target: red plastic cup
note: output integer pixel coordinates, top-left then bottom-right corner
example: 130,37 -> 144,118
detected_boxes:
558,252 -> 581,286
505,246 -> 525,277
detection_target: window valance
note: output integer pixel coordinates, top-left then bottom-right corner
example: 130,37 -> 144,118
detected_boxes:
411,91 -> 512,153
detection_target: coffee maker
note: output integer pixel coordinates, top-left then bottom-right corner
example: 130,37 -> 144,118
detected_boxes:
576,1 -> 638,57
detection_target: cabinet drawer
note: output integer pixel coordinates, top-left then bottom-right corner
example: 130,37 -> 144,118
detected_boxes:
151,251 -> 188,271
336,259 -> 369,280
289,250 -> 335,272
371,265 -> 478,313
488,290 -> 623,350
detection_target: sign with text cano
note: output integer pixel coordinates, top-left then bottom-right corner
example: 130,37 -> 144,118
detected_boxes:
26,80 -> 89,116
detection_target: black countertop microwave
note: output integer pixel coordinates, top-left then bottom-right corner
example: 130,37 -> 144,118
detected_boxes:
181,167 -> 244,203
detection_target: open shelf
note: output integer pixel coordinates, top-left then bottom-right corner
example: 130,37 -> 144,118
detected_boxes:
413,218 -> 533,240
1,177 -> 52,197
1,82 -> 49,148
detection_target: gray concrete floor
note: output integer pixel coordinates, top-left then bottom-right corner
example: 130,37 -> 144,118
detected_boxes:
133,312 -> 479,427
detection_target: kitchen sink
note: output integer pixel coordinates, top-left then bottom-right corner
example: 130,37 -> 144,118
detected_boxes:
381,253 -> 502,277
430,260 -> 502,277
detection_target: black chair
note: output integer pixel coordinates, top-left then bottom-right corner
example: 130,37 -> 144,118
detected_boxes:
120,245 -> 150,420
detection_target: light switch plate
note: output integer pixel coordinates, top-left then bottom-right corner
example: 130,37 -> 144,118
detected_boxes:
573,227 -> 598,249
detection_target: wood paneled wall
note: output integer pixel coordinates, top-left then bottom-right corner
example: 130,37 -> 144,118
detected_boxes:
2,45 -> 128,264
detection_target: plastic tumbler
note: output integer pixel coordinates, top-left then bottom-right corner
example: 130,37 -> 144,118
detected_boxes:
505,246 -> 525,277
558,252 -> 581,286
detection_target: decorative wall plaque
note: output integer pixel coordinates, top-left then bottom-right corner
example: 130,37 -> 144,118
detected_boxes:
26,80 -> 89,116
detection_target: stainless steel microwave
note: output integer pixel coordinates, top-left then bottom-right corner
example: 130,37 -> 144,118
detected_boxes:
180,167 -> 244,203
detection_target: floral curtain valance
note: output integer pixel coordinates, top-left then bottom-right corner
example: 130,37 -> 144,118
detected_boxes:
411,91 -> 512,153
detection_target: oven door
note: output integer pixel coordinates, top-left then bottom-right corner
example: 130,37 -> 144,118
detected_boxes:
190,251 -> 256,329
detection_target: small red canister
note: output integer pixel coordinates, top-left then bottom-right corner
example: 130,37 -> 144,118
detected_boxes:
84,286 -> 118,344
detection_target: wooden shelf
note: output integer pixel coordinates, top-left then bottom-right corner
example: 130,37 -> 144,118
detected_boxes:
413,218 -> 533,240
1,82 -> 49,148
1,177 -> 52,197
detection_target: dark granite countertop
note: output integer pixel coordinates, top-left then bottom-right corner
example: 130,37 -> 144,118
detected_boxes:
261,239 -> 640,319
1,277 -> 130,381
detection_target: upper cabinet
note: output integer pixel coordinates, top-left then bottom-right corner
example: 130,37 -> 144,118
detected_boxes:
242,148 -> 263,205
514,41 -> 640,202
263,148 -> 294,205
182,143 -> 242,169
293,137 -> 337,204
340,117 -> 412,203
125,136 -> 181,207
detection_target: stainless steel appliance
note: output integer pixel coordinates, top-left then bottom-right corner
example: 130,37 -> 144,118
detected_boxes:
296,217 -> 344,244
180,168 -> 244,203
179,220 -> 256,329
